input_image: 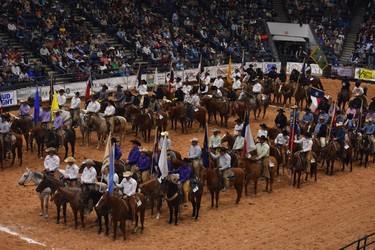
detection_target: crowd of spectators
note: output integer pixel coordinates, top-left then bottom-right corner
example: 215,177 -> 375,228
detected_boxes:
284,0 -> 354,64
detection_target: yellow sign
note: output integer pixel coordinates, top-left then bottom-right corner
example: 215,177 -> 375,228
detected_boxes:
356,68 -> 375,80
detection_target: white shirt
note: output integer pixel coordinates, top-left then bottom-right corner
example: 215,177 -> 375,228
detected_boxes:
137,84 -> 148,95
182,85 -> 192,94
257,129 -> 268,138
233,136 -> 244,150
210,152 -> 231,170
253,83 -> 262,93
65,164 -> 79,179
81,166 -> 97,184
233,124 -> 243,136
58,94 -> 67,106
87,100 -> 101,113
202,76 -> 211,86
191,95 -> 200,107
104,105 -> 115,116
294,137 -> 313,152
231,72 -> 241,82
188,145 -> 201,159
44,154 -> 60,172
117,177 -> 137,196
103,172 -> 119,186
214,89 -> 222,97
159,137 -> 172,150
210,135 -> 221,148
275,133 -> 289,146
70,96 -> 81,109
172,81 -> 183,89
352,86 -> 364,96
232,79 -> 242,90
213,78 -> 224,89
0,121 -> 10,133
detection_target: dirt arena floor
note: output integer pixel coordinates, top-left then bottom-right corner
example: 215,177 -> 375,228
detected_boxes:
0,78 -> 374,250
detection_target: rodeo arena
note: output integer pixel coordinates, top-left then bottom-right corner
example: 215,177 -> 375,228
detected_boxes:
1,0 -> 375,249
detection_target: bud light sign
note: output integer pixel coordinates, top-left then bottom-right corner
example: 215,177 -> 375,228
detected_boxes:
1,91 -> 17,107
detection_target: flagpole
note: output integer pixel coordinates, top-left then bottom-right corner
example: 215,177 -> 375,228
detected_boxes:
326,101 -> 336,143
293,57 -> 306,97
198,55 -> 202,89
241,50 -> 245,80
137,64 -> 141,87
151,126 -> 158,175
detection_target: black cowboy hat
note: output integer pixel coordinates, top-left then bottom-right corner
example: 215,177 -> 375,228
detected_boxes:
258,135 -> 268,141
130,139 -> 141,146
176,76 -> 182,81
116,85 -> 123,89
74,91 -> 80,96
372,97 -> 375,101
304,132 -> 312,138
1,113 -> 10,119
210,86 -> 218,91
277,109 -> 285,113
304,107 -> 311,112
234,118 -> 242,123
347,113 -> 354,119
111,137 -> 120,143
260,123 -> 267,129
282,130 -> 289,136
102,85 -> 108,89
90,94 -> 98,99
108,100 -> 115,105
219,147 -> 227,152
235,75 -> 240,79
59,89 -> 65,93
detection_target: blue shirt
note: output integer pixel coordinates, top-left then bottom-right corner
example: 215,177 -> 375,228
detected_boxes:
346,119 -> 356,130
137,155 -> 151,172
19,104 -> 30,116
114,145 -> 122,160
362,123 -> 375,134
301,113 -> 314,124
40,110 -> 51,123
127,147 -> 140,165
333,127 -> 346,141
53,115 -> 63,129
313,123 -> 322,135
169,166 -> 192,184
319,113 -> 329,124
290,110 -> 300,121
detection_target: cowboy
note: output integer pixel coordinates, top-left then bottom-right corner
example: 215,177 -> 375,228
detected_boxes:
58,89 -> 67,110
341,76 -> 350,91
0,114 -> 10,154
63,156 -> 79,187
365,109 -> 375,124
290,105 -> 300,121
137,80 -> 148,96
40,106 -> 51,128
86,95 -> 101,113
301,108 -> 314,125
232,128 -> 244,153
117,171 -> 137,219
294,132 -> 313,173
159,131 -> 172,151
361,119 -> 375,153
352,80 -> 364,97
318,108 -> 329,125
172,76 -> 183,90
233,118 -> 243,137
254,135 -> 271,178
182,81 -> 192,95
231,68 -> 241,82
210,147 -> 231,192
275,130 -> 289,166
200,72 -> 210,94
313,116 -> 328,147
275,109 -> 288,130
232,75 -> 242,91
80,158 -> 97,191
148,94 -> 160,112
136,148 -> 151,183
53,109 -> 64,147
124,90 -> 135,106
188,137 -> 202,179
268,66 -> 278,81
213,75 -> 224,89
114,85 -> 125,108
18,99 -> 31,119
344,113 -> 357,131
44,147 -> 60,175
210,128 -> 222,151
257,123 -> 268,138
130,89 -> 141,106
155,85 -> 165,100
101,166 -> 120,194
126,139 -> 141,173
169,162 -> 192,206
104,100 -> 116,134
98,85 -> 109,102
211,86 -> 222,99
332,122 -> 347,161
70,92 -> 81,128
184,90 -> 194,121
174,81 -> 185,102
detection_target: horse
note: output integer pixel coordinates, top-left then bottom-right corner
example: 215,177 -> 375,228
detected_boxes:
238,91 -> 269,119
36,175 -> 68,224
95,191 -> 146,240
89,113 -> 127,147
133,112 -> 152,142
319,140 -> 352,175
29,126 -> 46,158
272,79 -> 283,105
201,96 -> 229,127
168,103 -> 188,133
237,157 -> 260,196
269,145 -> 285,175
288,152 -> 318,188
359,135 -> 374,168
5,131 -> 23,166
221,132 -> 235,150
189,178 -> 203,220
232,101 -> 246,121
138,178 -> 163,219
267,127 -> 280,141
294,84 -> 309,109
85,190 -> 109,235
337,89 -> 351,111
51,187 -> 85,229
44,128 -> 76,159
187,106 -> 207,132
308,75 -> 324,90
18,168 -> 51,217
160,178 -> 182,225
9,114 -> 32,152
156,110 -> 168,132
262,78 -> 274,100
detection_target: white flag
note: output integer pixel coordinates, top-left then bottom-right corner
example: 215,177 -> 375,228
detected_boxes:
158,136 -> 168,182
101,132 -> 112,172
153,67 -> 158,85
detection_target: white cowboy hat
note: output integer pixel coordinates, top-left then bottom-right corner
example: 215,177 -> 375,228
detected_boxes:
52,109 -> 62,113
140,147 -> 148,153
190,138 -> 198,142
123,171 -> 132,177
82,159 -> 95,165
19,99 -> 27,103
45,147 -> 56,153
336,122 -> 344,127
291,105 -> 298,109
212,128 -> 221,133
64,156 -> 76,163
161,131 -> 169,137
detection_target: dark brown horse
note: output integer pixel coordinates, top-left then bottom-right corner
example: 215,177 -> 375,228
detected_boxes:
272,79 -> 283,105
95,191 -> 146,240
133,112 -> 152,142
169,103 -> 188,133
359,135 -> 373,168
319,141 -> 338,175
270,145 -> 285,175
8,131 -> 23,166
232,101 -> 246,121
189,178 -> 203,220
156,110 -> 168,132
160,178 -> 182,225
337,89 -> 350,111
188,106 -> 207,132
29,126 -> 46,158
138,178 -> 163,219
288,152 -> 318,188
85,190 -> 109,235
237,157 -> 260,196
268,127 -> 280,141
10,115 -> 32,151
51,187 -> 85,229
202,96 -> 229,127
44,128 -> 76,160
280,82 -> 294,106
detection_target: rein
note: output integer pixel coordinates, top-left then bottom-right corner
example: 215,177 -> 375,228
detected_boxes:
165,192 -> 179,202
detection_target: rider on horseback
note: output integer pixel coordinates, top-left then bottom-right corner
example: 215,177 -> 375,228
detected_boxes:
136,148 -> 151,183
233,128 -> 244,153
255,135 -> 271,178
352,80 -> 367,108
169,162 -> 192,206
58,89 -> 67,110
210,147 -> 231,192
87,95 -> 101,114
40,105 -> 52,129
188,138 -> 202,179
0,113 -> 11,154
294,132 -> 313,173
104,100 -> 116,134
361,119 -> 375,153
63,156 -> 79,187
274,130 -> 289,166
267,66 -> 278,81
69,92 -> 81,128
18,99 -> 31,120
313,116 -> 328,147
159,131 -> 175,159
341,76 -> 351,91
117,171 -> 137,220
52,110 -> 64,147
44,147 -> 60,176
332,122 -> 347,161
252,78 -> 262,106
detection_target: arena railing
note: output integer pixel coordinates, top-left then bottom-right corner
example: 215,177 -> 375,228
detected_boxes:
339,232 -> 375,250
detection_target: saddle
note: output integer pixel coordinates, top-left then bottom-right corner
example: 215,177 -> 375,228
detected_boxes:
114,117 -> 121,126
227,170 -> 236,179
189,177 -> 200,192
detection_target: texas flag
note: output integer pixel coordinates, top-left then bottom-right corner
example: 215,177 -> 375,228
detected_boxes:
309,87 -> 324,113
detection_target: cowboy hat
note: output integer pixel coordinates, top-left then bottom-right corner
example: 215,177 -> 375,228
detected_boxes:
277,109 -> 285,113
52,109 -> 62,113
291,105 -> 298,109
161,131 -> 169,137
102,85 -> 108,89
116,85 -> 123,89
219,147 -> 227,152
304,132 -> 312,138
319,116 -> 325,120
234,118 -> 242,123
212,128 -> 221,133
130,139 -> 141,146
123,171 -> 132,178
82,158 -> 95,165
304,107 -> 311,112
64,156 -> 76,163
235,127 -> 243,131
336,122 -> 344,127
130,89 -> 139,96
210,86 -> 218,91
19,99 -> 27,103
258,135 -> 268,141
111,137 -> 119,143
260,123 -> 267,129
190,137 -> 199,142
74,91 -> 80,96
58,89 -> 65,93
108,100 -> 115,105
45,147 -> 56,153
140,147 -> 148,153
270,66 -> 277,70
282,130 -> 289,136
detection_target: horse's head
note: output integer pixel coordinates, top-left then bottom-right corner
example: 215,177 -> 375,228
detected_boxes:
238,91 -> 246,101
221,131 -> 230,144
18,167 -> 32,186
95,191 -> 110,210
50,187 -> 62,202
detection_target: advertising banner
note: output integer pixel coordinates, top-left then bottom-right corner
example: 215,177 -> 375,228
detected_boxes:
0,90 -> 17,107
354,67 -> 375,81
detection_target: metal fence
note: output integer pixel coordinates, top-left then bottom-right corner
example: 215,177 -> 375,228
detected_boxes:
340,232 -> 375,250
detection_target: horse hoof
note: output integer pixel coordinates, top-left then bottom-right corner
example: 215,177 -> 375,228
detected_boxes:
133,227 -> 138,234
97,231 -> 101,235
140,229 -> 144,234
105,232 -> 109,236
39,213 -> 43,216
44,214 -> 49,218
168,221 -> 172,224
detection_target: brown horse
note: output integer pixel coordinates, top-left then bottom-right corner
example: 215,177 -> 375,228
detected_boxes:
358,135 -> 374,168
29,126 -> 46,158
51,187 -> 85,229
280,82 -> 294,106
189,178 -> 203,220
202,96 -> 229,127
294,84 -> 309,109
10,115 -> 32,151
169,103 -> 188,133
272,79 -> 283,105
95,191 -> 146,240
238,91 -> 270,120
133,112 -> 152,142
188,106 -> 207,132
269,145 -> 285,175
337,89 -> 351,111
7,131 -> 23,166
0,138 -> 3,171
138,178 -> 163,219
288,152 -> 318,188
319,141 -> 338,175
237,157 -> 260,196
160,178 -> 183,225
267,127 -> 280,141
232,101 -> 246,121
156,110 -> 168,132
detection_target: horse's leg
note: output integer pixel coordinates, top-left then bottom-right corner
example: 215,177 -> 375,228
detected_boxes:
196,194 -> 201,220
168,205 -> 173,224
73,209 -> 78,229
56,203 -> 61,224
45,194 -> 49,218
297,172 -> 301,188
191,193 -> 196,218
80,207 -> 85,228
174,204 -> 179,225
97,211 -> 102,234
215,188 -> 219,208
121,220 -> 126,241
293,171 -> 296,186
104,213 -> 109,236
113,220 -> 118,241
11,146 -> 15,165
38,193 -> 43,216
63,202 -> 67,225
245,175 -> 249,196
210,189 -> 214,208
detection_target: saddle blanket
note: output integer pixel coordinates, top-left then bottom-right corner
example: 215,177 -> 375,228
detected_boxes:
228,170 -> 235,178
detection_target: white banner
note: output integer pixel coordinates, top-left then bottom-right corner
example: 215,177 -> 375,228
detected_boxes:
263,62 -> 282,73
0,90 -> 17,107
286,62 -> 322,76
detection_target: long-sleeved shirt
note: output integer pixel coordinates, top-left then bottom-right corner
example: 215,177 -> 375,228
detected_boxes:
98,90 -> 109,101
114,145 -> 122,160
117,177 -> 137,196
257,129 -> 268,138
294,138 -> 313,152
81,166 -> 97,184
58,95 -> 66,106
252,83 -> 262,93
182,85 -> 192,94
275,133 -> 289,146
114,91 -> 125,102
362,123 -> 375,134
275,114 -> 288,128
127,147 -> 141,164
301,113 -> 314,124
65,164 -> 79,179
256,142 -> 270,158
53,115 -> 63,129
138,84 -> 148,95
40,110 -> 51,122
159,137 -> 172,151
172,81 -> 183,89
87,100 -> 101,113
170,166 -> 192,184
103,173 -> 119,186
191,95 -> 200,107
137,155 -> 151,172
104,105 -> 115,116
19,104 -> 30,116
210,135 -> 221,148
210,152 -> 231,170
44,155 -> 60,172
232,79 -> 242,90
213,78 -> 224,88
318,113 -> 329,124
70,97 -> 81,109
233,124 -> 243,136
188,145 -> 201,159
0,121 -> 10,133
233,136 -> 244,150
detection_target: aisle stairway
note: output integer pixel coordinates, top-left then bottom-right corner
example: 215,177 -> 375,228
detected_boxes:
272,0 -> 289,23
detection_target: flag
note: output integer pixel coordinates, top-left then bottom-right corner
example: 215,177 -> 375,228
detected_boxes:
102,133 -> 112,171
202,123 -> 209,168
85,71 -> 92,102
310,46 -> 328,70
227,55 -> 233,84
152,127 -> 159,174
102,133 -> 114,194
168,62 -> 174,91
153,67 -> 158,85
158,135 -> 168,182
241,112 -> 256,157
309,87 -> 325,113
137,64 -> 142,87
51,91 -> 59,121
33,86 -> 40,124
